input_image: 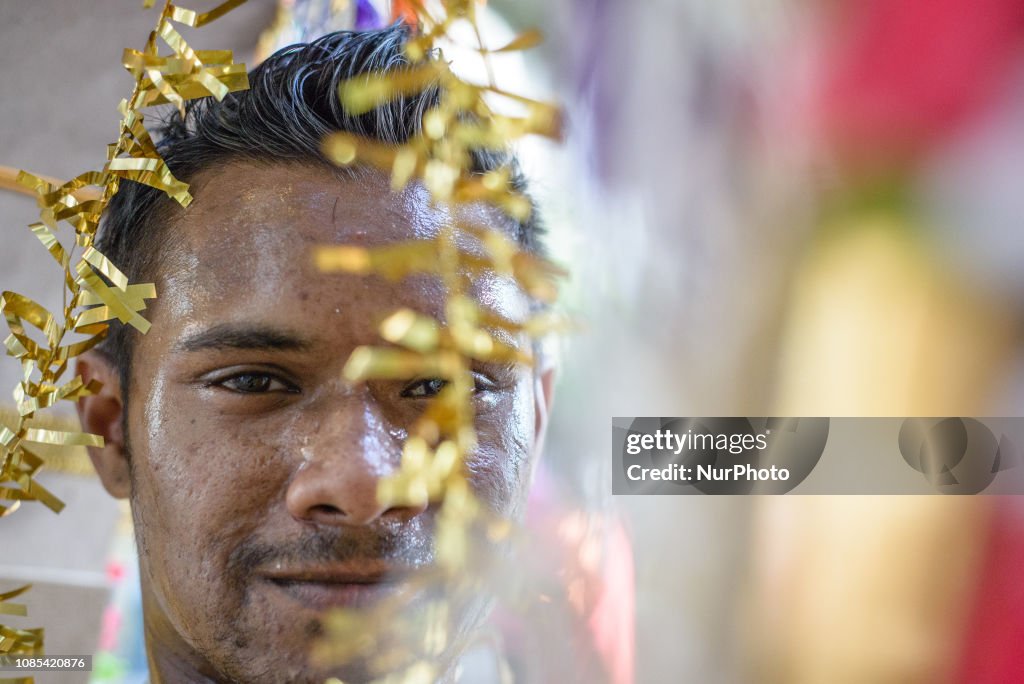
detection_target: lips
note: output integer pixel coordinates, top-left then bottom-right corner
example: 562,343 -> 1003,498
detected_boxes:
261,564 -> 409,610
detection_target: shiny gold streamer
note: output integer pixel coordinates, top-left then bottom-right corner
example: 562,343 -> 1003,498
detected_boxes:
0,0 -> 249,671
315,2 -> 567,681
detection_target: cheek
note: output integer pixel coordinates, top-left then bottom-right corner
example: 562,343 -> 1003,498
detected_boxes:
129,364 -> 293,590
466,381 -> 536,515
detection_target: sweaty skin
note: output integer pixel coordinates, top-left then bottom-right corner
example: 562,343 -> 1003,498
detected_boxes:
77,162 -> 551,684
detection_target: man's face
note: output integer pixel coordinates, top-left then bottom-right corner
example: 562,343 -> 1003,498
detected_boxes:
115,162 -> 541,683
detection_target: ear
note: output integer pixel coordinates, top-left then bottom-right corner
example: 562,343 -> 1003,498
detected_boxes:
533,364 -> 556,449
75,352 -> 131,499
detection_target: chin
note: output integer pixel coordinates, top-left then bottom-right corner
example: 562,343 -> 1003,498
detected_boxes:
218,654 -> 454,684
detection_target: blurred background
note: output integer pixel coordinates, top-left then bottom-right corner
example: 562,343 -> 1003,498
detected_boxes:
2,0 -> 1024,682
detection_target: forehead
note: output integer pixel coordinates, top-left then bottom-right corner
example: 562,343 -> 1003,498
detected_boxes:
148,162 -> 527,336
172,162 -> 487,271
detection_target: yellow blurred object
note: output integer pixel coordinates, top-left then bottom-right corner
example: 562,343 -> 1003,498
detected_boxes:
775,217 -> 1014,415
749,495 -> 990,684
749,215 -> 1012,683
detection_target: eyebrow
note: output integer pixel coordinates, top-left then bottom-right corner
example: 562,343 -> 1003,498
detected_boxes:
176,323 -> 314,353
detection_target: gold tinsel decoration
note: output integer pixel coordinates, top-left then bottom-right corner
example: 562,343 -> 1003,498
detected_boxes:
313,1 -> 567,681
0,0 -> 248,674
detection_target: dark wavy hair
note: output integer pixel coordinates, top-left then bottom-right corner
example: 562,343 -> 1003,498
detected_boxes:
96,24 -> 542,397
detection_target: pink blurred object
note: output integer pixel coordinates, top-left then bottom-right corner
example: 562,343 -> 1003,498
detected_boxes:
98,605 -> 123,652
816,0 -> 1024,160
492,466 -> 635,683
105,560 -> 125,583
953,500 -> 1024,683
527,467 -> 634,684
585,520 -> 635,684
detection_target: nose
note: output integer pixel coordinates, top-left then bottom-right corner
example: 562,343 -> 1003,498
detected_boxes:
285,392 -> 426,527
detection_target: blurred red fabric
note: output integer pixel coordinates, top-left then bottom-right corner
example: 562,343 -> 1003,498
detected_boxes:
817,0 -> 1024,159
954,500 -> 1024,683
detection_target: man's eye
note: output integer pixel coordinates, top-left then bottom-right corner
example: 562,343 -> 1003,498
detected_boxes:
400,374 -> 497,399
401,378 -> 448,398
218,373 -> 293,394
